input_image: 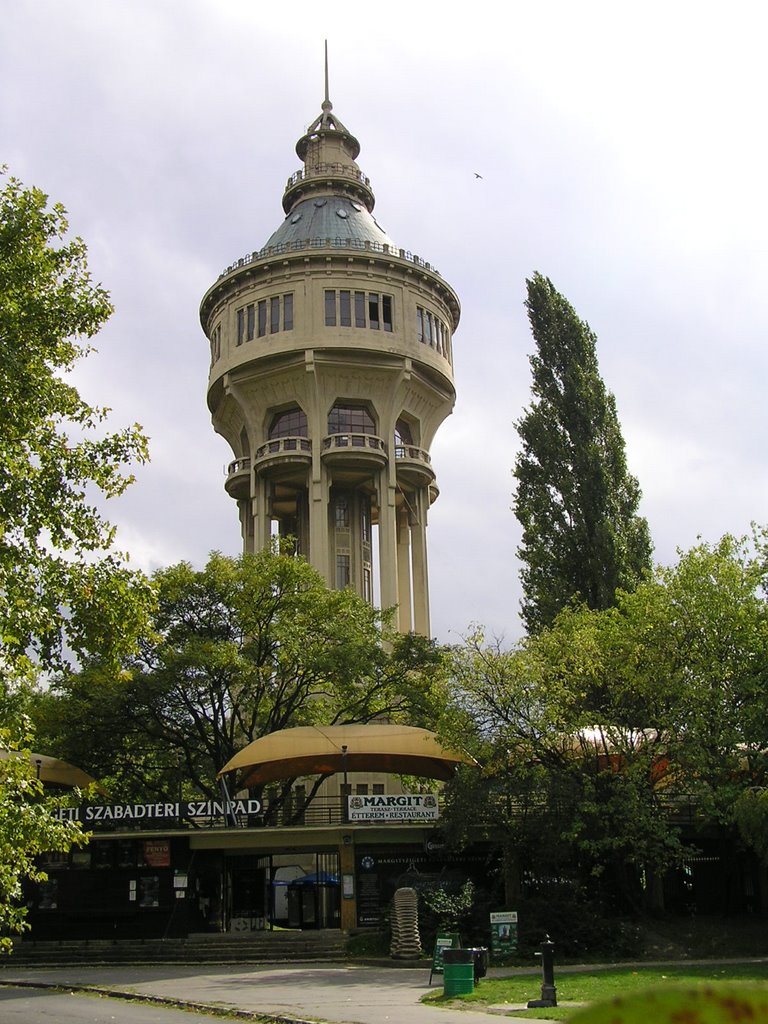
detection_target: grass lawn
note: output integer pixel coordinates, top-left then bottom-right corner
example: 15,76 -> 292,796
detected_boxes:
424,962 -> 768,1021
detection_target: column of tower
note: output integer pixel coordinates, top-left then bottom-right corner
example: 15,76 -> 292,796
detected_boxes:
199,90 -> 460,636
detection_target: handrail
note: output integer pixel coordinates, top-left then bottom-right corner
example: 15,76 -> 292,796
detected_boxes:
218,237 -> 440,279
254,436 -> 312,461
226,457 -> 251,476
321,433 -> 386,453
394,444 -> 432,465
285,163 -> 371,190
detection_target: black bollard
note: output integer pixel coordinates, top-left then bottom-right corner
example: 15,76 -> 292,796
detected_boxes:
526,935 -> 557,1009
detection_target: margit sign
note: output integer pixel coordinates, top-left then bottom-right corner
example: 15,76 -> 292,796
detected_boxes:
53,799 -> 262,824
348,793 -> 439,821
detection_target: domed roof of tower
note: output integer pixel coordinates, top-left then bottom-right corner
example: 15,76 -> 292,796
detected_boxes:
270,53 -> 398,252
265,194 -> 397,252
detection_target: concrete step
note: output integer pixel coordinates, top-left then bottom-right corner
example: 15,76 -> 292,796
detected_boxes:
10,932 -> 348,966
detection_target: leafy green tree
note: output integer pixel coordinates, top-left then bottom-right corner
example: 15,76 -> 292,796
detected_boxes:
0,685 -> 85,951
647,533 -> 768,838
0,172 -> 153,948
0,172 -> 153,674
443,626 -> 681,913
441,532 -> 768,912
513,272 -> 652,632
39,548 -> 449,808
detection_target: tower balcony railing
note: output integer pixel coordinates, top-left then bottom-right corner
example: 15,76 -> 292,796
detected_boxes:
226,457 -> 251,476
254,436 -> 312,463
224,457 -> 251,500
394,444 -> 432,466
321,433 -> 387,461
285,163 -> 371,191
219,237 -> 441,279
394,443 -> 435,488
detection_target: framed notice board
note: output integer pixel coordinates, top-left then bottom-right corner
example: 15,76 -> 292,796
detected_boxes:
429,932 -> 460,984
490,910 -> 518,963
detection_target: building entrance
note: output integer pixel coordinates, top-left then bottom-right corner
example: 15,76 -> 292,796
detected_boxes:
225,850 -> 340,931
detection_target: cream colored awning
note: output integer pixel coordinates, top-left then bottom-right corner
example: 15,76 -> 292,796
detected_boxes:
0,749 -> 103,791
218,724 -> 477,787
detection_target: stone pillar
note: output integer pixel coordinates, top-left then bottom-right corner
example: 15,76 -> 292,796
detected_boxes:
251,475 -> 272,553
396,507 -> 413,632
377,469 -> 399,613
309,461 -> 331,586
411,487 -> 430,637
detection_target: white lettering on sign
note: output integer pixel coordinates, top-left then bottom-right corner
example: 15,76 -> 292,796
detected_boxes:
52,799 -> 261,824
347,793 -> 439,821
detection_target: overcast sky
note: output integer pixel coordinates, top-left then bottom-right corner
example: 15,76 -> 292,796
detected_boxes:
3,0 -> 767,645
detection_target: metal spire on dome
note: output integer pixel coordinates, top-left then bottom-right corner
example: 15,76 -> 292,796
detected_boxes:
323,39 -> 331,112
305,40 -> 351,136
287,43 -> 371,212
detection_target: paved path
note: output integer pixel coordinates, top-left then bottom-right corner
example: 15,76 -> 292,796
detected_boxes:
0,963 -> 556,1024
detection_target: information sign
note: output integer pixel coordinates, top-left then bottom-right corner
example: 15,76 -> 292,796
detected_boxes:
429,932 -> 460,984
489,910 -> 518,963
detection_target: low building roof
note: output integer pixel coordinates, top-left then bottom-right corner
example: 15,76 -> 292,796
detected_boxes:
0,749 -> 102,790
218,724 -> 477,787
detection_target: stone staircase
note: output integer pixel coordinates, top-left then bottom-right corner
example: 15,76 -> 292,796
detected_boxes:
6,929 -> 348,967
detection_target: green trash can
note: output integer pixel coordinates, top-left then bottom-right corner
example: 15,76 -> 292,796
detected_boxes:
442,948 -> 475,996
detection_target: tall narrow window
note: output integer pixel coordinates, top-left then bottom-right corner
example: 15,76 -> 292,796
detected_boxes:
210,325 -> 220,363
336,554 -> 351,589
258,300 -> 267,338
425,311 -> 433,346
237,308 -> 245,346
382,295 -> 393,332
360,498 -> 371,543
368,293 -> 380,330
355,291 -> 366,327
325,290 -> 337,326
339,290 -> 351,327
246,303 -> 255,342
416,307 -> 424,343
283,293 -> 294,331
270,296 -> 280,334
335,495 -> 350,528
394,419 -> 414,455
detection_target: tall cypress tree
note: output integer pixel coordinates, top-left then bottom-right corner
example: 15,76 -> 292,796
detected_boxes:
513,273 -> 652,632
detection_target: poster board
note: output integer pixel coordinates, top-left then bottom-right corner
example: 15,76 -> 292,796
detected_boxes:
429,932 -> 460,984
490,910 -> 518,963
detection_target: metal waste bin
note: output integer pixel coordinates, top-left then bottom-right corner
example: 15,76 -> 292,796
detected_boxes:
442,948 -> 475,996
467,946 -> 489,981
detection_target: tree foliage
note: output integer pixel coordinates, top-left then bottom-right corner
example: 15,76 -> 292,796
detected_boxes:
440,531 -> 768,911
37,548 -> 449,806
0,172 -> 153,948
0,172 -> 153,674
0,687 -> 86,951
513,272 -> 652,632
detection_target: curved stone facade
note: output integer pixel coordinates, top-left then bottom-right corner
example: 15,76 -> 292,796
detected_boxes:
200,93 -> 460,636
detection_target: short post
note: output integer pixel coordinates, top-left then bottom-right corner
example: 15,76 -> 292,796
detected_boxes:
527,935 -> 557,1009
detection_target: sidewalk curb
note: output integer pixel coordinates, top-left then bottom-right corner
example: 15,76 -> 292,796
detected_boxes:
0,978 -> 316,1024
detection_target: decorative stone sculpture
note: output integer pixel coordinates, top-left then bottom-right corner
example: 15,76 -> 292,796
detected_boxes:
390,886 -> 421,959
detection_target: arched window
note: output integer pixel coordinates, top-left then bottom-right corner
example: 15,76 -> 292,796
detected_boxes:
394,418 -> 414,447
327,404 -> 375,435
269,407 -> 308,439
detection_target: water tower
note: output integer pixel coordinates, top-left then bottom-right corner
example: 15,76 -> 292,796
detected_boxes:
200,82 -> 460,636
